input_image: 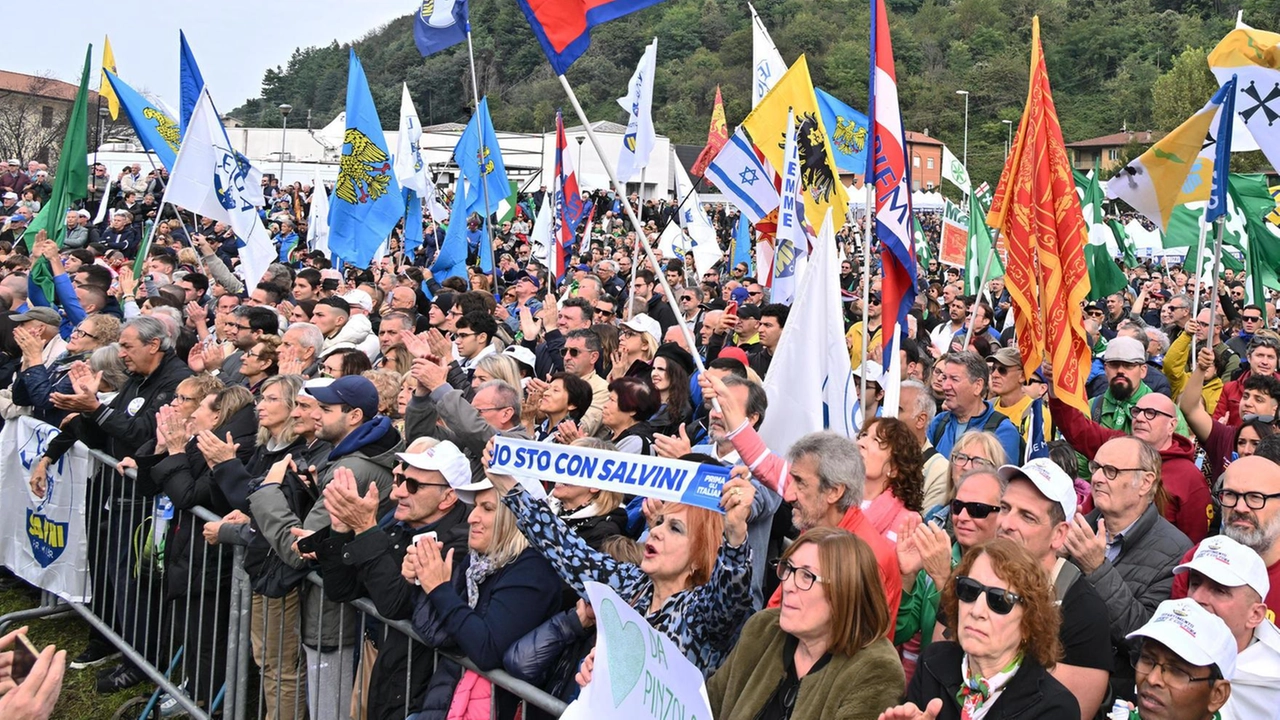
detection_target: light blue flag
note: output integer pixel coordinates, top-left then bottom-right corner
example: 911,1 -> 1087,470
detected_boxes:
179,31 -> 204,132
455,97 -> 510,223
104,70 -> 183,170
814,88 -> 870,175
403,189 -> 424,260
413,0 -> 469,57
431,176 -> 470,280
731,212 -> 753,273
327,49 -> 403,269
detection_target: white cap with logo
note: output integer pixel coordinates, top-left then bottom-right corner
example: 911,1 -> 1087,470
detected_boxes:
996,458 -> 1078,520
1126,598 -> 1238,680
396,440 -> 472,491
1174,535 -> 1270,600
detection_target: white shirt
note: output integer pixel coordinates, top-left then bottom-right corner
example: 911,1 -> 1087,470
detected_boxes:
1222,619 -> 1280,720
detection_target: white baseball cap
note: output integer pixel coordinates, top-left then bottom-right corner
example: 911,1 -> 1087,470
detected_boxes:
852,360 -> 886,386
342,290 -> 374,313
996,458 -> 1078,520
1127,598 -> 1238,680
1174,535 -> 1270,600
620,313 -> 661,345
502,345 -> 536,371
396,439 -> 472,489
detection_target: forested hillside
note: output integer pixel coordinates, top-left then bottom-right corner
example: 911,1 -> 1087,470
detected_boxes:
228,0 -> 1279,187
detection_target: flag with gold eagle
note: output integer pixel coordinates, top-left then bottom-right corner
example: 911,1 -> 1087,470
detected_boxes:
741,56 -> 848,232
987,17 -> 1092,414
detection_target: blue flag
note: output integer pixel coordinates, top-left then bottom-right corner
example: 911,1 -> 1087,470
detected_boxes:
732,213 -> 753,272
432,176 -> 470,280
1205,76 -> 1237,225
104,70 -> 183,170
327,49 -> 403,270
179,31 -> 205,132
1025,397 -> 1050,462
455,98 -> 510,223
414,0 -> 469,57
815,88 -> 870,175
403,190 -> 424,260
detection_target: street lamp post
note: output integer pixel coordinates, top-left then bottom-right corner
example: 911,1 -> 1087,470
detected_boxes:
576,136 -> 586,178
1001,119 -> 1014,161
955,90 -> 970,168
97,106 -> 110,151
278,104 -> 292,187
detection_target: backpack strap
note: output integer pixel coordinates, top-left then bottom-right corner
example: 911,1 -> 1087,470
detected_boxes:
1053,557 -> 1082,602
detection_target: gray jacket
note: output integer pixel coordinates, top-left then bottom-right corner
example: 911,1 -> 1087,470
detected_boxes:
201,252 -> 245,294
249,420 -> 404,649
405,385 -> 531,481
1080,502 -> 1192,686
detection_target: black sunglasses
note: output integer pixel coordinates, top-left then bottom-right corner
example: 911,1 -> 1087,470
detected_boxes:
950,499 -> 1001,519
955,576 -> 1022,614
392,472 -> 450,495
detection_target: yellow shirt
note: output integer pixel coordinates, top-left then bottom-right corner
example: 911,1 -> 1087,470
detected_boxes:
994,393 -> 1054,447
847,322 -> 885,368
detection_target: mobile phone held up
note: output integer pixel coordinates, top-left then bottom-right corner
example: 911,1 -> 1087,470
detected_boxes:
10,633 -> 40,684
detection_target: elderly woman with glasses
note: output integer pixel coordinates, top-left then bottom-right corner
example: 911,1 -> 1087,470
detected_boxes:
12,313 -> 121,425
710,527 -> 904,720
879,538 -> 1078,720
922,431 -> 1006,526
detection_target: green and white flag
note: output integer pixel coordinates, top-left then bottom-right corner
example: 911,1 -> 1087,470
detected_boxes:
961,194 -> 1002,296
1107,218 -> 1139,269
942,145 -> 971,195
1074,170 -> 1128,301
913,214 -> 931,269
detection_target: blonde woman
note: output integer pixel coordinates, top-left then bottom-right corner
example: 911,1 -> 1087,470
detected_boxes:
922,431 -> 1006,525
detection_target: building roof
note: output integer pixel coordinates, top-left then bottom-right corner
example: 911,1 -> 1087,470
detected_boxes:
904,131 -> 944,147
0,69 -> 97,104
566,121 -> 629,135
1066,130 -> 1165,148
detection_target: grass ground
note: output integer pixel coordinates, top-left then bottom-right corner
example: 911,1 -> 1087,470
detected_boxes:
0,583 -> 157,720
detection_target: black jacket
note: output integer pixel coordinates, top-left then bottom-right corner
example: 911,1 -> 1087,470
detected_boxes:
314,503 -> 470,720
646,295 -> 679,337
908,641 -> 1079,720
502,608 -> 595,719
133,404 -> 258,599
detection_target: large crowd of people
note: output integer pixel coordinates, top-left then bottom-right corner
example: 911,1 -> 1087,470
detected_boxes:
0,155 -> 1273,720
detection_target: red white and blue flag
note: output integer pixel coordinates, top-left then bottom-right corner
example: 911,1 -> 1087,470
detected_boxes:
552,110 -> 585,280
517,0 -> 666,75
869,0 -> 917,363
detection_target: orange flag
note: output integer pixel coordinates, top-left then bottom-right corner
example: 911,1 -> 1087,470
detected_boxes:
986,17 -> 1092,414
692,86 -> 728,177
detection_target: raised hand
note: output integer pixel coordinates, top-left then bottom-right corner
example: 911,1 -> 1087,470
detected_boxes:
197,430 -> 240,468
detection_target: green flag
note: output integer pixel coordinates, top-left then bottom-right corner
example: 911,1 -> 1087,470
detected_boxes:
23,45 -> 91,303
912,214 -> 931,269
1107,218 -> 1139,269
496,180 -> 520,224
1232,174 -> 1280,308
1074,170 -> 1128,301
963,193 -> 1003,296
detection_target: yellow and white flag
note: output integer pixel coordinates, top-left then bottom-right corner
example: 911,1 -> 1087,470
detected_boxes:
1209,27 -> 1280,172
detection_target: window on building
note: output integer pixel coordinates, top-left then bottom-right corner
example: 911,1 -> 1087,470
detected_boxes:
1108,148 -> 1119,161
926,157 -> 934,170
40,106 -> 54,129
926,182 -> 935,190
912,155 -> 920,168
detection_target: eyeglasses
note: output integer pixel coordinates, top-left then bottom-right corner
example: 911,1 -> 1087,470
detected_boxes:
392,472 -> 451,494
1131,406 -> 1175,420
561,346 -> 585,358
953,452 -> 995,469
473,406 -> 502,414
1216,488 -> 1280,510
173,394 -> 201,405
451,331 -> 476,341
987,364 -> 1012,375
679,296 -> 696,303
1131,650 -> 1216,689
1105,360 -> 1144,371
594,308 -> 614,318
1244,315 -> 1263,323
950,499 -> 1001,519
954,576 -> 1022,615
1088,461 -> 1145,481
1168,304 -> 1189,312
748,291 -> 763,297
775,560 -> 825,591
70,327 -> 99,341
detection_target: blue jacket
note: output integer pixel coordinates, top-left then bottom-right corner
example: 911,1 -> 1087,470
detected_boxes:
927,400 -> 1023,462
411,547 -> 561,720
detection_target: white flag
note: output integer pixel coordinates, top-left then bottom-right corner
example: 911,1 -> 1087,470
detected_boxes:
308,167 -> 330,257
673,161 -> 722,274
394,83 -> 431,196
750,3 -> 788,108
705,128 -> 780,224
167,87 -> 274,288
529,192 -> 553,264
759,209 -> 858,453
93,178 -> 114,225
772,109 -> 803,305
941,145 -> 971,194
425,173 -> 450,223
616,39 -> 658,183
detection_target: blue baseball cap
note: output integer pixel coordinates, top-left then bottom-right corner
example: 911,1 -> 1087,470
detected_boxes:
306,374 -> 380,421
731,286 -> 750,303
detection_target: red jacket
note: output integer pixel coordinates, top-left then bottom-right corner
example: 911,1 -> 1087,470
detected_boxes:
1213,369 -> 1280,426
1051,398 -> 1212,543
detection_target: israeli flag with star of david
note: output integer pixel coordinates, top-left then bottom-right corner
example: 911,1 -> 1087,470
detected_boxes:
705,128 -> 780,224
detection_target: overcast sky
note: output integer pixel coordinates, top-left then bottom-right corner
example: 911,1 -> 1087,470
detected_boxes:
8,0 -> 411,109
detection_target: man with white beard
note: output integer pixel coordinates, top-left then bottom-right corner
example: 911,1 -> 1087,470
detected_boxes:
1172,456 -> 1280,618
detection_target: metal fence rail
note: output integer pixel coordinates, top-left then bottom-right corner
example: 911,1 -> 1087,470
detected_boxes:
0,445 -> 568,719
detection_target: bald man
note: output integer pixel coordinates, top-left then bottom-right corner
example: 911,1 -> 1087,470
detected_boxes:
1173,456 -> 1280,619
1050,389 -> 1212,542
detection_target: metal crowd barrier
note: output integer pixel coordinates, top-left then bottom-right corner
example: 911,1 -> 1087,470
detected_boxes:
1,446 -> 568,719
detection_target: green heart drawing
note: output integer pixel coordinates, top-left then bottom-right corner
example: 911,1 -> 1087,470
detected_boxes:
598,598 -> 647,708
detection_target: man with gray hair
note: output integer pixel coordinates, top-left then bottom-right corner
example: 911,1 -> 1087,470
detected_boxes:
698,373 -> 902,621
899,379 -> 947,509
927,350 -> 1022,461
282,322 -> 325,377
